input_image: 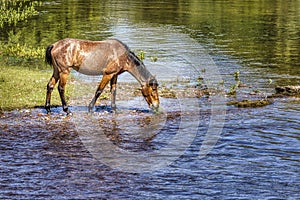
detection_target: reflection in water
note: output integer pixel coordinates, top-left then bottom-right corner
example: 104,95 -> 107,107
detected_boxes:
1,0 -> 300,79
90,109 -> 168,147
73,96 -> 202,173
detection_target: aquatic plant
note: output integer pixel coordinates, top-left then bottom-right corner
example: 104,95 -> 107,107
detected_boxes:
268,79 -> 273,85
150,56 -> 158,62
227,71 -> 242,96
227,80 -> 240,96
233,70 -> 240,81
137,50 -> 145,61
136,50 -> 158,62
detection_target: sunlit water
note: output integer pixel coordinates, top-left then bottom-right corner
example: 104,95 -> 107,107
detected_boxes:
0,0 -> 300,199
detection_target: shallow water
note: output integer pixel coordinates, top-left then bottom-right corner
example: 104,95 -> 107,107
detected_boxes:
1,97 -> 299,199
1,0 -> 300,199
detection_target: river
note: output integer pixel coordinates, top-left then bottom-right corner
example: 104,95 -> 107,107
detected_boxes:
0,0 -> 299,199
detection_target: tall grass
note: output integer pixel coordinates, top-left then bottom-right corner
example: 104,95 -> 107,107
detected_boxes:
0,0 -> 42,28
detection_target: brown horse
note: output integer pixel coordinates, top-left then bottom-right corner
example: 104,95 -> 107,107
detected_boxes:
45,38 -> 159,114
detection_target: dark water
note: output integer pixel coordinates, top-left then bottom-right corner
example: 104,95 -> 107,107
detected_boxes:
1,0 -> 300,199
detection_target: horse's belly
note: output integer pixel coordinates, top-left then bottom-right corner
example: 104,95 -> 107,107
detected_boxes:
74,64 -> 103,76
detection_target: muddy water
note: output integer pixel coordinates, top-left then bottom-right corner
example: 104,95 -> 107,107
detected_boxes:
1,0 -> 300,199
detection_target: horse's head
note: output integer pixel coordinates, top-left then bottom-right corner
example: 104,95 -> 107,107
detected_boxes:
141,77 -> 160,111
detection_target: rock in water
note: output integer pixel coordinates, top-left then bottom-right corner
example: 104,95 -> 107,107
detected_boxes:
227,99 -> 272,108
275,86 -> 300,96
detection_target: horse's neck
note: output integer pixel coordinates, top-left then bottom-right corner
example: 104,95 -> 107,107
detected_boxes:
128,63 -> 152,86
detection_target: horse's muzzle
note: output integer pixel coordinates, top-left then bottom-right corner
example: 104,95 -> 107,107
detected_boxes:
151,102 -> 160,112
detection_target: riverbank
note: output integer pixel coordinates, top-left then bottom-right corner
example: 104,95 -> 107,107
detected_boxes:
0,64 -> 66,112
0,63 -> 208,113
3,60 -> 299,114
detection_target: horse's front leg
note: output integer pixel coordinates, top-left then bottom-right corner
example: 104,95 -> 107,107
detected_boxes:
110,75 -> 118,111
88,74 -> 113,112
58,71 -> 71,114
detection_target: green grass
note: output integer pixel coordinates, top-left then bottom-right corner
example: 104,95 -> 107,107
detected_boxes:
0,64 -> 72,111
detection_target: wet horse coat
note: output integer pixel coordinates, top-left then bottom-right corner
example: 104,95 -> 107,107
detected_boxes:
45,38 -> 159,113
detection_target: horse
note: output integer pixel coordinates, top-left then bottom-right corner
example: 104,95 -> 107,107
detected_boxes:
45,38 -> 159,114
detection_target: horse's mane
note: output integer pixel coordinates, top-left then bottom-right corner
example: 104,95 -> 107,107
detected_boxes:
128,50 -> 143,66
112,39 -> 153,82
110,39 -> 144,67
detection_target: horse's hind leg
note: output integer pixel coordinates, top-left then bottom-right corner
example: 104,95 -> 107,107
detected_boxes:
58,70 -> 71,114
110,75 -> 118,110
45,75 -> 59,113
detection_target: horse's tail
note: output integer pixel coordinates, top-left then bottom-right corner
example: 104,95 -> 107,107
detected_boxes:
45,45 -> 54,66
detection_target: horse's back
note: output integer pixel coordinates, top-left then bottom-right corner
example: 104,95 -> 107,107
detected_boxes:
49,38 -> 129,75
52,38 -> 127,51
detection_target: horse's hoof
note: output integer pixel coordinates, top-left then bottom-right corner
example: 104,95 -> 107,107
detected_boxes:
64,108 -> 71,115
111,106 -> 118,114
88,105 -> 94,113
45,106 -> 51,114
111,109 -> 117,114
64,109 -> 71,114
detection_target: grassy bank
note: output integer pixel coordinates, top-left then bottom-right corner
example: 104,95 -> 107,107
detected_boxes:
0,64 -> 71,111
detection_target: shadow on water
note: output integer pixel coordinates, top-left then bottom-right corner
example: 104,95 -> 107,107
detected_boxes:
94,105 -> 150,114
